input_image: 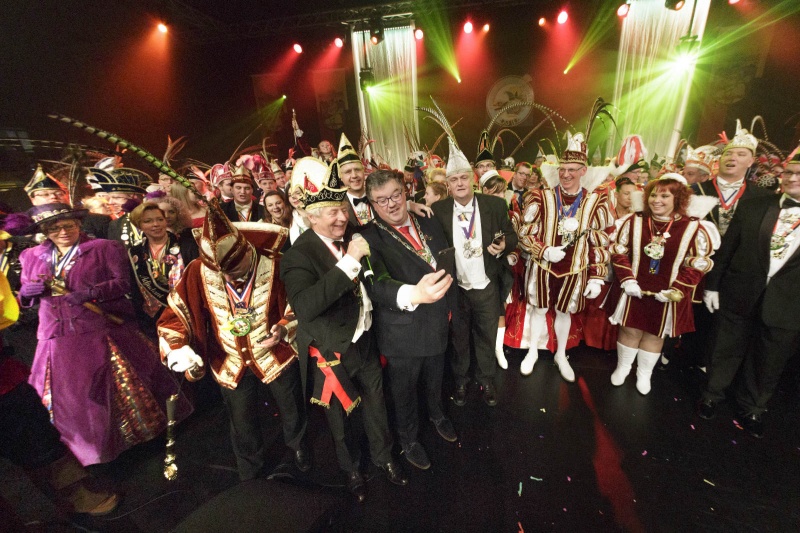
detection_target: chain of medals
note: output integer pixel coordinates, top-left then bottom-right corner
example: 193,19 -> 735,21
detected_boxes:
49,242 -> 80,294
223,260 -> 258,337
147,240 -> 169,285
712,179 -> 747,225
644,216 -> 675,274
555,186 -> 583,246
374,218 -> 435,267
770,209 -> 800,260
120,219 -> 143,247
456,197 -> 482,259
355,202 -> 373,225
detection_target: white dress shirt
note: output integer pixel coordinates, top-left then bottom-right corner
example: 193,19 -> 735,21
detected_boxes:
452,197 -> 490,290
767,194 -> 800,281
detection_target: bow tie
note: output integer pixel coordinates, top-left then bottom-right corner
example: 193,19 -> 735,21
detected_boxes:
352,196 -> 369,206
783,198 -> 800,209
332,240 -> 346,252
717,179 -> 743,192
454,204 -> 473,215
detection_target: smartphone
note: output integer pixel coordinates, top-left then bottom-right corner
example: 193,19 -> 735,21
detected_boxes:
436,247 -> 456,275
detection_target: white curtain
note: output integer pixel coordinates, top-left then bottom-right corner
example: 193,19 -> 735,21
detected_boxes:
351,24 -> 418,169
613,0 -> 711,160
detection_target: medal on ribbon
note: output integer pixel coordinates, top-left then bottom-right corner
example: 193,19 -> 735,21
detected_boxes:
555,187 -> 583,246
457,197 -> 481,259
222,262 -> 257,337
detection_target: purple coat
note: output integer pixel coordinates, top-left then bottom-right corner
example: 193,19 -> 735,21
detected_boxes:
19,236 -> 189,466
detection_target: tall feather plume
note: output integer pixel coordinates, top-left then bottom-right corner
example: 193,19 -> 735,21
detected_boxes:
428,117 -> 463,155
672,138 -> 688,165
403,122 -> 420,154
162,135 -> 188,166
484,101 -> 534,137
491,128 -> 522,156
416,96 -> 460,149
584,98 -> 618,145
508,115 -> 553,159
48,113 -> 202,199
508,103 -> 573,159
750,115 -> 768,142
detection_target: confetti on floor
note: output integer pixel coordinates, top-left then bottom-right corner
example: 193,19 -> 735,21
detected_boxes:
567,476 -> 572,482
641,450 -> 648,456
690,424 -> 695,430
518,482 -> 523,496
703,479 -> 716,487
530,476 -> 542,481
540,408 -> 546,413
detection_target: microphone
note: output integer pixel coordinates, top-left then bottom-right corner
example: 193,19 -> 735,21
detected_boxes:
351,233 -> 374,283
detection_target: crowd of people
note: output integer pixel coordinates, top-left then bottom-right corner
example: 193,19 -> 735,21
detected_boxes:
1,106 -> 799,511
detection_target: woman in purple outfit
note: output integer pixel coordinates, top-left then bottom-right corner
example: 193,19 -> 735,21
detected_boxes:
16,203 -> 190,466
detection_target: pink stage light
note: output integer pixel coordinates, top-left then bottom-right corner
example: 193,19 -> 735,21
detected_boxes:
334,37 -> 344,48
557,10 -> 568,25
538,17 -> 546,27
483,23 -> 490,32
293,43 -> 303,54
414,28 -> 424,40
617,3 -> 630,17
464,21 -> 473,34
157,23 -> 168,33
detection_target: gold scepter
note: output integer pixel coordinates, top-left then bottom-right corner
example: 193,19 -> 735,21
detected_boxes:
641,289 -> 684,303
163,393 -> 179,480
44,279 -> 125,325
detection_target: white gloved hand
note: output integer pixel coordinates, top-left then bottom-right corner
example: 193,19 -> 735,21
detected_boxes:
583,279 -> 604,299
621,279 -> 642,299
543,245 -> 566,263
654,290 -> 672,303
703,290 -> 719,313
166,346 -> 204,373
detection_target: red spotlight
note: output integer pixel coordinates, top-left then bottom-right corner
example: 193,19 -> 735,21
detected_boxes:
538,17 -> 546,27
557,10 -> 568,24
483,23 -> 490,32
414,28 -> 424,40
464,21 -> 473,34
293,43 -> 303,54
617,3 -> 629,17
157,22 -> 168,33
334,37 -> 344,48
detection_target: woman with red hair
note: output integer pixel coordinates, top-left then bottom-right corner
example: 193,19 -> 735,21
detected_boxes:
608,174 -> 719,394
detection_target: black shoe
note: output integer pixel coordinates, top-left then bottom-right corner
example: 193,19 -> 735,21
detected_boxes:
377,461 -> 408,486
741,413 -> 764,439
697,399 -> 717,420
402,442 -> 431,470
294,447 -> 312,472
346,471 -> 366,503
430,416 -> 458,442
482,382 -> 497,407
454,385 -> 467,407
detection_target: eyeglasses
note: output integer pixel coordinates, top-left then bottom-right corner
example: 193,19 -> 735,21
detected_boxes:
781,170 -> 800,179
372,191 -> 404,207
558,167 -> 583,175
46,222 -> 79,234
33,190 -> 67,199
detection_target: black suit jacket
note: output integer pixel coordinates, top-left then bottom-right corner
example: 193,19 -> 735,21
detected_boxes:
360,214 -> 456,358
705,195 -> 800,330
691,179 -> 771,227
221,199 -> 267,223
280,229 -> 364,389
431,193 -> 518,301
81,213 -> 111,239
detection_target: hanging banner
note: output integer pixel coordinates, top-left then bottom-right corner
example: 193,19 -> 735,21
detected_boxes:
311,68 -> 348,139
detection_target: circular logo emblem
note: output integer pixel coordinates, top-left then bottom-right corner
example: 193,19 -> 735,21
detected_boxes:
486,75 -> 535,127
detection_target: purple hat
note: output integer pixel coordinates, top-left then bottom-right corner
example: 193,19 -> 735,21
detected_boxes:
24,203 -> 88,234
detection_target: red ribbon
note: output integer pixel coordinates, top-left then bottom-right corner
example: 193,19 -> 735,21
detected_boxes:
308,346 -> 356,411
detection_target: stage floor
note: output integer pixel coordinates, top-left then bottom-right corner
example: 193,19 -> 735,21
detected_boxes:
3,345 -> 800,532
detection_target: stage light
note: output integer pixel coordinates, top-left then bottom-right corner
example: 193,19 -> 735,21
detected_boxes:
483,24 -> 490,32
157,22 -> 168,33
665,0 -> 685,11
728,0 -> 740,4
617,3 -> 630,17
370,20 -> 384,45
282,94 -> 287,99
359,67 -> 375,92
464,21 -> 473,34
334,37 -> 344,48
414,28 -> 424,40
557,10 -> 568,24
293,43 -> 303,53
538,17 -> 546,26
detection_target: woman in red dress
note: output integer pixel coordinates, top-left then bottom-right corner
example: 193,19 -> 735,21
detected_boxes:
609,175 -> 718,394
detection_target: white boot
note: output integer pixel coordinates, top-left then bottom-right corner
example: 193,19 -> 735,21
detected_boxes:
611,343 -> 638,386
520,349 -> 538,375
635,350 -> 661,395
553,311 -> 575,382
521,308 -> 546,375
495,327 -> 508,370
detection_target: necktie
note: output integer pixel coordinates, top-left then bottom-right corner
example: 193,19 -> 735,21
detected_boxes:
783,198 -> 800,209
397,226 -> 422,251
352,196 -> 368,206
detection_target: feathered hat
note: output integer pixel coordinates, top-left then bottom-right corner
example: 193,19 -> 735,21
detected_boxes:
336,133 -> 362,170
289,157 -> 348,210
723,119 -> 758,154
613,134 -> 649,176
24,165 -> 67,197
684,144 -> 717,174
210,163 -> 232,188
416,97 -> 473,177
561,98 -> 616,166
89,167 -> 150,195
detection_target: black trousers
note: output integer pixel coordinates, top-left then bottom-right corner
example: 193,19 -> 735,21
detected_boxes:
322,329 -> 393,472
451,284 -> 502,387
219,362 -> 307,481
703,306 -> 800,415
0,381 -> 67,468
385,354 -> 446,447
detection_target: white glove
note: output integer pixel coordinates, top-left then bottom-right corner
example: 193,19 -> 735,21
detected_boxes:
621,279 -> 642,299
703,290 -> 719,313
166,346 -> 204,373
507,253 -> 518,266
583,279 -> 603,299
543,245 -> 566,264
654,290 -> 672,303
